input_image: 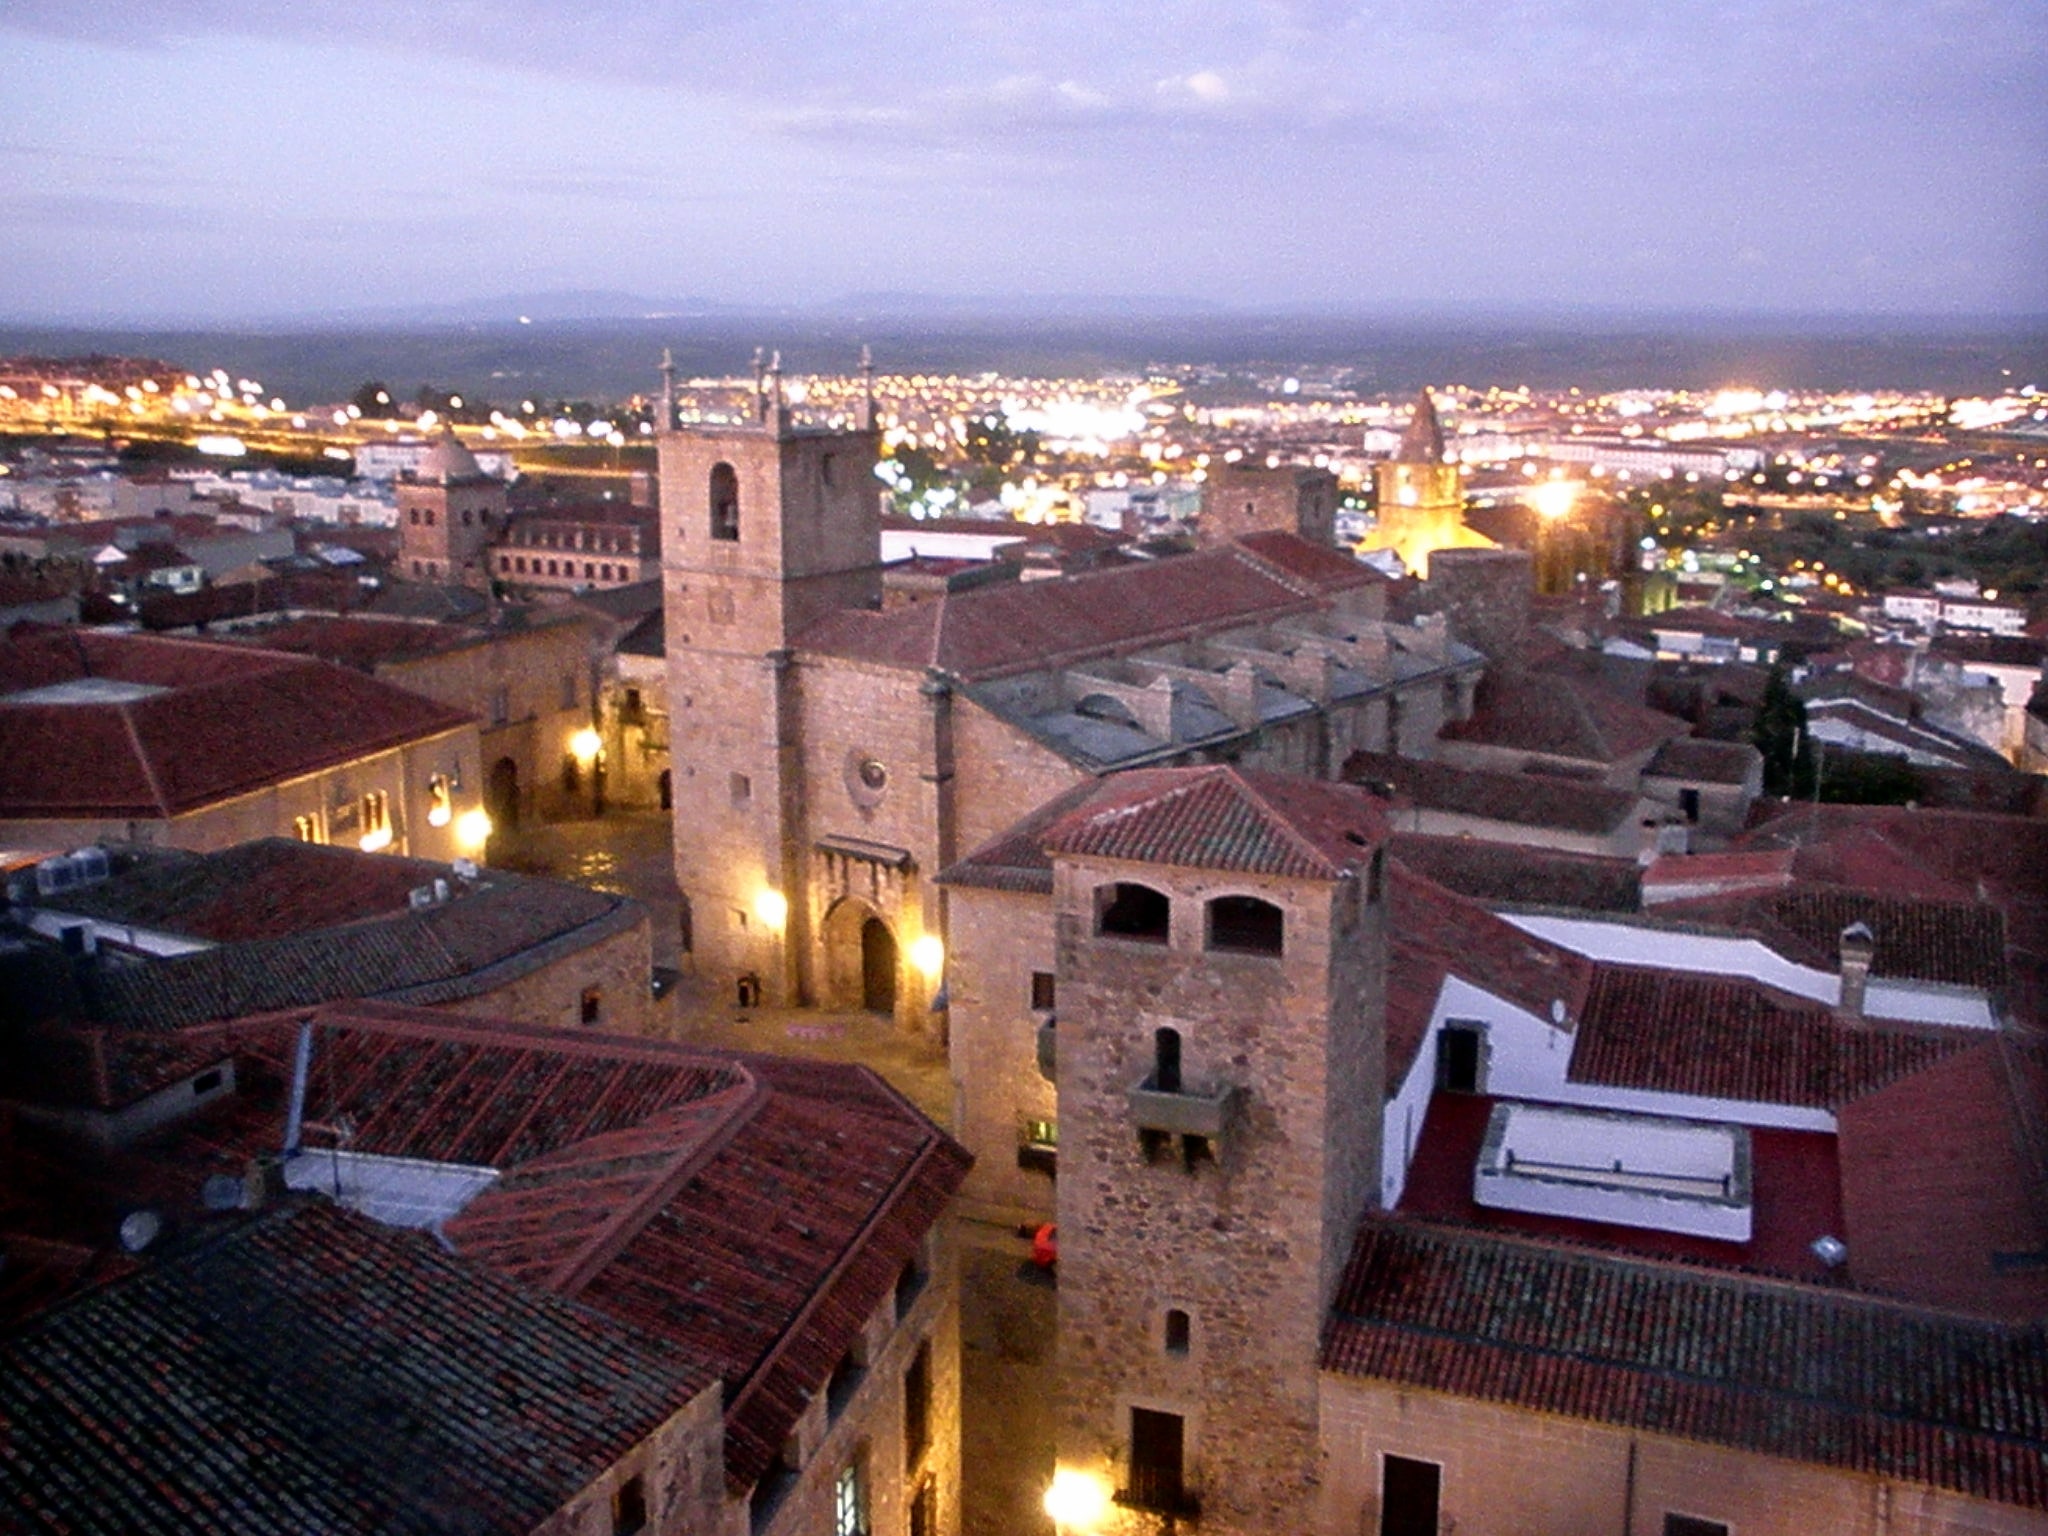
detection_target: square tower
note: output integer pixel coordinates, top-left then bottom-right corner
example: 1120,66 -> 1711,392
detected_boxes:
657,385 -> 882,1005
1044,767 -> 1391,1534
395,433 -> 505,588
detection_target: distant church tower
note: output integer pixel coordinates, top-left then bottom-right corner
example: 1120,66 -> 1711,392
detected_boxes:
1365,389 -> 1490,579
656,354 -> 883,1005
395,432 -> 505,588
1046,768 -> 1391,1535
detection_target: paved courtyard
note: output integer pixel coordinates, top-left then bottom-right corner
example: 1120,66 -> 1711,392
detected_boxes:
488,809 -> 1059,1535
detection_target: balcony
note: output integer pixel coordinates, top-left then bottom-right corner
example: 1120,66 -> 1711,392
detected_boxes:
1126,1079 -> 1243,1141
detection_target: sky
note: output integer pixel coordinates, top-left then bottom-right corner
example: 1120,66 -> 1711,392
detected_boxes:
0,0 -> 2043,324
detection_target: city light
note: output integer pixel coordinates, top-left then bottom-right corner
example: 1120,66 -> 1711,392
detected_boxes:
908,934 -> 945,979
752,888 -> 789,932
454,807 -> 492,852
1530,480 -> 1577,519
1043,1468 -> 1110,1532
569,727 -> 602,765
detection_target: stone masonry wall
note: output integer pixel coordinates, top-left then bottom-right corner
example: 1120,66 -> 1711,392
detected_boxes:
947,883 -> 1058,1221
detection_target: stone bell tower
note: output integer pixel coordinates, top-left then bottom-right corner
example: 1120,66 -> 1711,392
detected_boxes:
1044,765 -> 1392,1535
657,352 -> 882,1004
1367,389 -> 1490,579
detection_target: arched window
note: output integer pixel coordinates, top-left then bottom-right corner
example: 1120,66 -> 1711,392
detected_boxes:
710,461 -> 740,541
1098,882 -> 1170,943
1153,1027 -> 1182,1093
1206,895 -> 1284,956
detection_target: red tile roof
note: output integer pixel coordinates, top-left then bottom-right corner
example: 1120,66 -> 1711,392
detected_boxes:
1344,749 -> 1640,836
797,535 -> 1377,682
114,1001 -> 969,1500
1439,660 -> 1686,766
1838,1038 -> 2048,1321
1324,1217 -> 2048,1509
1039,765 -> 1391,881
1569,964 -> 1971,1109
1651,885 -> 2008,991
1388,834 -> 1643,913
0,629 -> 473,820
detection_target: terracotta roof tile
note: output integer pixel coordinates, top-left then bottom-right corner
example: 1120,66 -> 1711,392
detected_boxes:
1040,765 -> 1391,880
797,536 -> 1375,682
0,630 -> 472,820
1344,750 -> 1639,836
1569,964 -> 1971,1109
1324,1218 -> 2048,1509
0,1201 -> 708,1535
1388,834 -> 1643,913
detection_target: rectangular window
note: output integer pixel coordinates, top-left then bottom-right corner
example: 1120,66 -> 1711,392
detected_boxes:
904,1340 -> 932,1470
580,987 -> 603,1026
1018,1117 -> 1058,1177
612,1474 -> 647,1536
1664,1518 -> 1730,1536
561,672 -> 579,710
489,686 -> 510,726
1379,1454 -> 1440,1536
1030,971 -> 1056,1011
833,1461 -> 867,1536
730,772 -> 751,807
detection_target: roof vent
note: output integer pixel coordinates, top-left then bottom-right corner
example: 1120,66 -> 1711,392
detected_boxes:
1811,1234 -> 1848,1269
407,883 -> 440,910
451,858 -> 480,881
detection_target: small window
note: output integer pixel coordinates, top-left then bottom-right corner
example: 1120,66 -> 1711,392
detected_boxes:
461,508 -> 472,527
581,987 -> 603,1026
1206,895 -> 1284,956
730,772 -> 751,807
895,1253 -> 928,1320
833,1460 -> 867,1536
822,452 -> 838,488
904,1340 -> 931,1469
1664,1518 -> 1730,1536
826,1345 -> 865,1420
1018,1117 -> 1058,1176
612,1475 -> 647,1536
1367,846 -> 1385,904
710,461 -> 741,541
1679,786 -> 1702,823
1030,971 -> 1056,1011
192,1069 -> 223,1096
1097,882 -> 1170,943
424,508 -> 435,526
1164,1308 -> 1191,1356
488,687 -> 510,726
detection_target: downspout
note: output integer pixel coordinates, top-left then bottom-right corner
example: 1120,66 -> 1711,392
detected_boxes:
1621,1437 -> 1637,1536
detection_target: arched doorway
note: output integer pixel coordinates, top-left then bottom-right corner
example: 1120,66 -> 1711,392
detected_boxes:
861,917 -> 897,1015
486,756 -> 520,832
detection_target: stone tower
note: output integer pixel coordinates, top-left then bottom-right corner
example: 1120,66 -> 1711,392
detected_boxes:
1045,766 -> 1391,1535
1198,461 -> 1339,549
396,432 -> 505,588
1367,389 -> 1488,579
656,357 -> 883,1005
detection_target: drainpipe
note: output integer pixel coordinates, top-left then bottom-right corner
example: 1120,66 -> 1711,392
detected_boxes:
1621,1438 -> 1637,1536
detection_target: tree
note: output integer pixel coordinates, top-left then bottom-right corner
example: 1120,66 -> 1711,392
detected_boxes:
1752,666 -> 1812,798
351,381 -> 394,418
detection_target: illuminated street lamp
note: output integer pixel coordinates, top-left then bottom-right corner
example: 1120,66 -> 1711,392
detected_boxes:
569,726 -> 605,817
1044,1468 -> 1109,1534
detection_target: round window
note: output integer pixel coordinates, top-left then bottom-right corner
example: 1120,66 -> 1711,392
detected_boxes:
845,752 -> 890,808
858,758 -> 888,791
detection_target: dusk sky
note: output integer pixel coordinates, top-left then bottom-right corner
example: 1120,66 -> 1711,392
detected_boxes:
2,1 -> 2043,324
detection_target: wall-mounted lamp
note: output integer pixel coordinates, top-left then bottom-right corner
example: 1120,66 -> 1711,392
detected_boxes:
908,933 -> 945,980
752,888 -> 789,933
454,807 -> 492,852
1043,1468 -> 1109,1533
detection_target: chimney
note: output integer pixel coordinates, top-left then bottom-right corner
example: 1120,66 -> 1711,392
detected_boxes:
1838,921 -> 1875,1018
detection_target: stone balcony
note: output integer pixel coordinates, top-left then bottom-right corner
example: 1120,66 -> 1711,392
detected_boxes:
1126,1078 -> 1244,1141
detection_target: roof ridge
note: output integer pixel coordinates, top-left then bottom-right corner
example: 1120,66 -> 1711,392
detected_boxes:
1228,767 -> 1353,877
544,1066 -> 769,1295
115,698 -> 172,819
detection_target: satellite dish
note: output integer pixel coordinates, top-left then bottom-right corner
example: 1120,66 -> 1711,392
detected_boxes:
1550,999 -> 1568,1026
117,1210 -> 163,1253
201,1173 -> 245,1212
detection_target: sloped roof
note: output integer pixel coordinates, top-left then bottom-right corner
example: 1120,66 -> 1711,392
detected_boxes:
1388,834 -> 1642,914
1439,662 -> 1686,766
1344,750 -> 1640,836
797,535 -> 1378,682
1568,964 -> 1970,1109
101,1002 -> 970,1501
1650,884 -> 2008,991
1,843 -> 639,1044
1643,736 -> 1761,785
0,630 -> 473,820
1323,1218 -> 2048,1510
0,1200 -> 710,1536
1038,765 -> 1391,881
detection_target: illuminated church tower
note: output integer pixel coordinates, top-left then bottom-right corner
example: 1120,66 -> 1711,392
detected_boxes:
1365,389 -> 1491,579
